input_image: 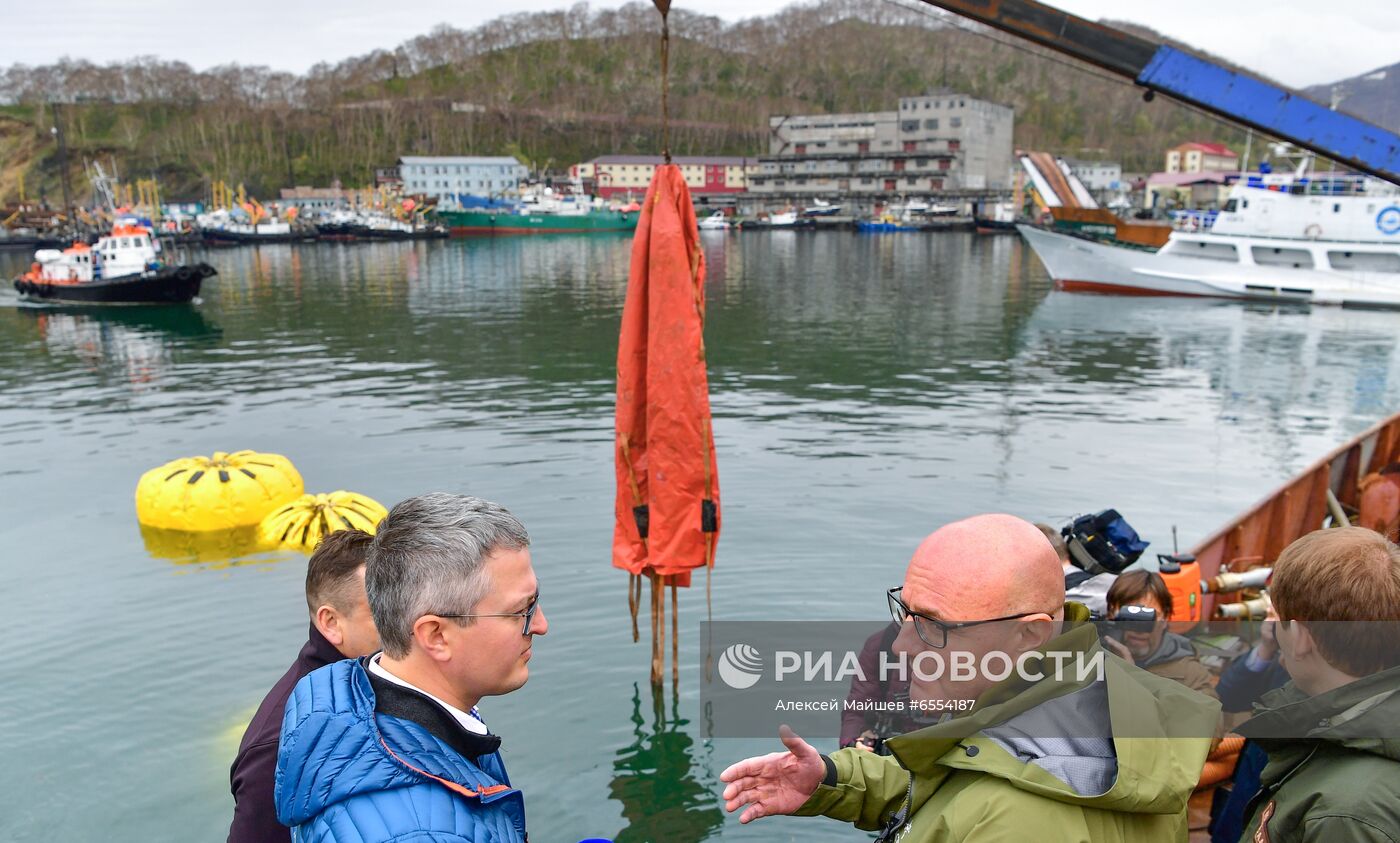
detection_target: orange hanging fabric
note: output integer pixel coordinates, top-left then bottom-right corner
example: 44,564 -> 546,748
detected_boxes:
614,164 -> 720,589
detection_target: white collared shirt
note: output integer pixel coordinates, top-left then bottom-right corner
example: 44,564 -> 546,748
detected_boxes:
367,653 -> 488,735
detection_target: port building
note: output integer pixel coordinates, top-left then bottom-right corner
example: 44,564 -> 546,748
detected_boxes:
746,92 -> 1014,198
1164,142 -> 1238,174
569,156 -> 753,199
397,156 -> 529,203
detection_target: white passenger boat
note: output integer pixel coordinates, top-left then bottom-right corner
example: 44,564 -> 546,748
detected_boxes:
1020,171 -> 1400,308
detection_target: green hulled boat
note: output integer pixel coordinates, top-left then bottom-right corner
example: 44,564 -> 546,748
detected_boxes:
434,207 -> 640,235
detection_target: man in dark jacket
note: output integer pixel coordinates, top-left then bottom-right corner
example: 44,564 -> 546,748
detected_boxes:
839,622 -> 914,752
1238,526 -> 1400,843
228,529 -> 381,843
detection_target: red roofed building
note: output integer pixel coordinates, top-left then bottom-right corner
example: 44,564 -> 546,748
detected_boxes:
570,155 -> 754,198
1165,142 -> 1238,174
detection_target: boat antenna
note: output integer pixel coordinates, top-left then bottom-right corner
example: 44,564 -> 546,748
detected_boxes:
1172,525 -> 1179,556
652,0 -> 672,165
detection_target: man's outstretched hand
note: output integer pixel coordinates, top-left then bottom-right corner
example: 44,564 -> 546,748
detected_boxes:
719,725 -> 826,824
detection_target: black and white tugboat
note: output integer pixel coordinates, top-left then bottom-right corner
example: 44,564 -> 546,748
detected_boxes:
13,223 -> 215,304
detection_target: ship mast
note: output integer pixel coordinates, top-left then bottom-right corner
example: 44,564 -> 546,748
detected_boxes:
50,102 -> 76,239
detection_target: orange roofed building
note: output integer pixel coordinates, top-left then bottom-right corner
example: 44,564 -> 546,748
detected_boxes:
1165,142 -> 1238,174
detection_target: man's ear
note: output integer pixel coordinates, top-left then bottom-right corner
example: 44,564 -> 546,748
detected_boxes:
1290,620 -> 1319,661
314,604 -> 345,648
411,616 -> 455,663
1021,614 -> 1056,650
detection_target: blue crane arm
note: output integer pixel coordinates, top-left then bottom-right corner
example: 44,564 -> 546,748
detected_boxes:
913,0 -> 1400,185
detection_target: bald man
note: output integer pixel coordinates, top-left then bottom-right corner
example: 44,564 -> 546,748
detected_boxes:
720,514 -> 1219,842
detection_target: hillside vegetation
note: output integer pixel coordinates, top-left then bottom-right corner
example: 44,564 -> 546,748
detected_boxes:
1,0 -> 1251,201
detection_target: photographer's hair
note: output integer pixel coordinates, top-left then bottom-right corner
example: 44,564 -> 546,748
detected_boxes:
1035,522 -> 1070,564
1272,526 -> 1400,676
1106,569 -> 1174,619
305,529 -> 374,615
367,493 -> 530,658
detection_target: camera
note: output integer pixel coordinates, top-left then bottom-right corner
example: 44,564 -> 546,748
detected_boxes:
1092,604 -> 1157,639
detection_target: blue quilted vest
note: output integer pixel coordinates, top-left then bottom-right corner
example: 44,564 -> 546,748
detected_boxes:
275,658 -> 527,843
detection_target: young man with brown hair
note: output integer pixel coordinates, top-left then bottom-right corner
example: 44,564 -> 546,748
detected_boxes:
228,528 -> 382,843
1238,526 -> 1400,843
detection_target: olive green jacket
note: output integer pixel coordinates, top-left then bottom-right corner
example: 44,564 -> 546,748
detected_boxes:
1238,665 -> 1400,843
796,604 -> 1219,842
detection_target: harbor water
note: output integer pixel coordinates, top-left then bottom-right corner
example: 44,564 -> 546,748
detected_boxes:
2,231 -> 1398,841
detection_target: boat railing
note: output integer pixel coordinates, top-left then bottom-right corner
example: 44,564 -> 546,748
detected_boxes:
1169,209 -> 1219,232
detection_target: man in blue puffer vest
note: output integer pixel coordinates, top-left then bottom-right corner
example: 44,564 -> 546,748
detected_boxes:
275,493 -> 547,842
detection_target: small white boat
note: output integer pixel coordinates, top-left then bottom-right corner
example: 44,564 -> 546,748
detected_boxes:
767,211 -> 798,227
698,211 -> 730,231
1020,171 -> 1400,308
801,198 -> 842,217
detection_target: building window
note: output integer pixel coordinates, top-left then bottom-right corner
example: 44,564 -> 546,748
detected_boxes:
900,120 -> 919,133
950,117 -> 962,128
924,119 -> 938,130
907,177 -> 917,185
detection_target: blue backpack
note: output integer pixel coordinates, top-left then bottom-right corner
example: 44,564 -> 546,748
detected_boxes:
1062,509 -> 1149,574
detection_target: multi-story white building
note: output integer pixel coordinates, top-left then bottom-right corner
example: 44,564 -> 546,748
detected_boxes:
748,91 -> 1014,196
397,156 -> 528,203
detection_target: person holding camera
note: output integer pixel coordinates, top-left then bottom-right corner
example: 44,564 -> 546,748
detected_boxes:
1102,570 -> 1219,702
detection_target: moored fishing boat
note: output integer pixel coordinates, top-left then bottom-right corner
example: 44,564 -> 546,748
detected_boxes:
13,223 -> 215,304
974,201 -> 1020,234
434,205 -> 640,235
433,186 -> 639,235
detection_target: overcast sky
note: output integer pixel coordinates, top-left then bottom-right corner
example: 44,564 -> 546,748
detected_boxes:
5,0 -> 1395,89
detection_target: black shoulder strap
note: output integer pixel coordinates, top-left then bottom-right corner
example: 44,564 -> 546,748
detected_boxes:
1064,569 -> 1096,590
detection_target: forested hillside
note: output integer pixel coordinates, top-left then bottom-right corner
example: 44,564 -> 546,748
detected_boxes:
0,0 -> 1251,201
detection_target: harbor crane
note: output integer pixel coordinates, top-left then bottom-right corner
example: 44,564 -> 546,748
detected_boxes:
913,0 -> 1400,185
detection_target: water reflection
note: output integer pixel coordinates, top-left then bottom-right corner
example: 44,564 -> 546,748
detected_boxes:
138,523 -> 280,569
610,683 -> 723,843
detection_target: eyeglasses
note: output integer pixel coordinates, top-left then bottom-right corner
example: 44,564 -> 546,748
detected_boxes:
434,593 -> 540,636
887,587 -> 1045,649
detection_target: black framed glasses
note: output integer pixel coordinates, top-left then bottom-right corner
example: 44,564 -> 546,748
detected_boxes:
887,587 -> 1043,649
434,593 -> 540,636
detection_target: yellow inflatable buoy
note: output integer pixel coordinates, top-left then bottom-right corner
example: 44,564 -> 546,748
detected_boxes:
136,450 -> 304,531
257,491 -> 388,550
